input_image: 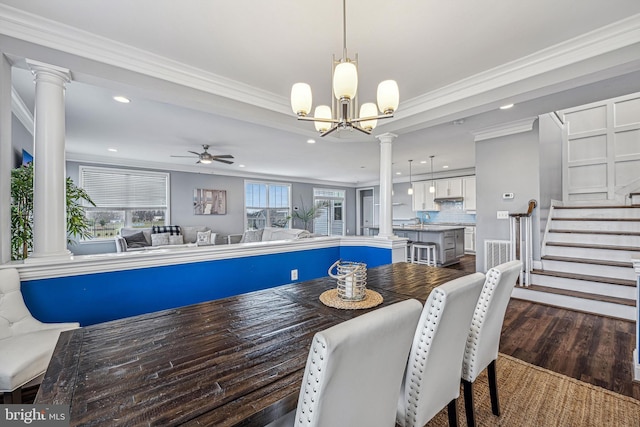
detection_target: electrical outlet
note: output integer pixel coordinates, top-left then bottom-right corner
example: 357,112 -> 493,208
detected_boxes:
291,269 -> 298,281
497,210 -> 509,219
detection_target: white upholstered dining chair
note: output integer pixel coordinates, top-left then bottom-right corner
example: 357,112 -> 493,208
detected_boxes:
461,260 -> 521,427
0,268 -> 80,403
396,272 -> 486,427
265,298 -> 422,427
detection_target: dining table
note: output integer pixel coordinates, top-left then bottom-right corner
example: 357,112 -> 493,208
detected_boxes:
35,262 -> 469,426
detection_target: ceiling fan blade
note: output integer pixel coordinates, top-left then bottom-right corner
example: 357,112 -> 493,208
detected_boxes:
213,158 -> 234,165
196,159 -> 201,164
212,154 -> 234,159
171,155 -> 198,158
187,151 -> 201,156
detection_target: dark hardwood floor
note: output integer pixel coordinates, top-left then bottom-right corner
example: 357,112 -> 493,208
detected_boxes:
15,255 -> 640,404
448,254 -> 640,400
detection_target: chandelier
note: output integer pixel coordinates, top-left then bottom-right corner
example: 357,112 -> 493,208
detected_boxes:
290,0 -> 399,137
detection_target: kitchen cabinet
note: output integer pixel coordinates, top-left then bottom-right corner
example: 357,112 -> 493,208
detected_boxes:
464,226 -> 476,253
435,178 -> 463,198
412,181 -> 438,211
463,176 -> 476,211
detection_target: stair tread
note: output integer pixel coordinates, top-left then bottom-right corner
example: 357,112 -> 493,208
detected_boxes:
553,205 -> 640,209
549,229 -> 640,236
545,242 -> 640,252
555,205 -> 640,209
530,269 -> 636,287
519,284 -> 636,306
541,255 -> 632,268
552,217 -> 640,221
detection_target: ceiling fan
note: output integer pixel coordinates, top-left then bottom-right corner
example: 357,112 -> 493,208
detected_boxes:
170,145 -> 234,165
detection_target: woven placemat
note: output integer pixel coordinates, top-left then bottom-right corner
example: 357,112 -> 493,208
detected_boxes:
319,289 -> 383,309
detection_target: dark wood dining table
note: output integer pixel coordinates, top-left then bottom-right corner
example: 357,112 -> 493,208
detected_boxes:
35,263 -> 468,426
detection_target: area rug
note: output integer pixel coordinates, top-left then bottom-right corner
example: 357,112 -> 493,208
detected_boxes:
425,353 -> 640,427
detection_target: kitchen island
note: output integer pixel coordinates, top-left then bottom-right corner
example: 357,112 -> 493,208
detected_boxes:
367,225 -> 465,266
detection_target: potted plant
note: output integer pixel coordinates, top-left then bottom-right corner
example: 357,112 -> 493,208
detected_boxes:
292,197 -> 328,232
10,163 -> 96,260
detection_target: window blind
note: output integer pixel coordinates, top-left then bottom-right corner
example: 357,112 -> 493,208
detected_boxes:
80,166 -> 169,208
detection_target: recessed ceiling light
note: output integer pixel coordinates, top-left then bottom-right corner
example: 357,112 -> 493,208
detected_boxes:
442,165 -> 449,169
500,103 -> 514,110
420,160 -> 427,164
239,164 -> 246,168
113,96 -> 130,103
307,139 -> 316,144
107,148 -> 118,152
396,172 -> 402,175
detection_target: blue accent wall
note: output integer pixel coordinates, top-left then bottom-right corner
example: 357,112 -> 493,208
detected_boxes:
21,245 -> 393,326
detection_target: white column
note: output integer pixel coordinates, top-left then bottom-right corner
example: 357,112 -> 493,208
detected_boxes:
0,54 -> 11,263
26,60 -> 72,262
375,132 -> 397,239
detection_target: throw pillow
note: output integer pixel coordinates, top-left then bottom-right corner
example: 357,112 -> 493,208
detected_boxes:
123,231 -> 149,248
196,230 -> 213,246
181,226 -> 210,244
169,234 -> 184,245
152,225 -> 181,236
240,229 -> 264,243
151,232 -> 170,246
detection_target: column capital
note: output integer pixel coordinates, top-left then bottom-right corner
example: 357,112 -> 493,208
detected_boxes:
26,59 -> 71,84
375,132 -> 398,144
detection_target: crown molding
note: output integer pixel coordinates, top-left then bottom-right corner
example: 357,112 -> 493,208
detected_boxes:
0,4 -> 291,114
472,117 -> 538,142
1,4 -> 638,124
399,13 -> 640,116
11,86 -> 33,134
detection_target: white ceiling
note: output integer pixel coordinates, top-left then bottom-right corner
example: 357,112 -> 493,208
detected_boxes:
2,0 -> 640,185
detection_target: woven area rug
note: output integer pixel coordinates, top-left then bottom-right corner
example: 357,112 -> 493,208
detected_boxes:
425,354 -> 640,427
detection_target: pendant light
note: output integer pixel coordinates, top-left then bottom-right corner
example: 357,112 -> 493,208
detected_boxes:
429,155 -> 435,193
407,160 -> 413,195
290,0 -> 399,136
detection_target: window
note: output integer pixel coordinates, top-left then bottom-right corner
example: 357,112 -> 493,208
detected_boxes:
79,166 -> 170,239
245,181 -> 291,229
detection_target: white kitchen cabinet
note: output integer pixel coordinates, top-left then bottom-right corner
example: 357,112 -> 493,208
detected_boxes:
464,226 -> 476,253
463,176 -> 476,211
412,181 -> 439,211
435,178 -> 463,198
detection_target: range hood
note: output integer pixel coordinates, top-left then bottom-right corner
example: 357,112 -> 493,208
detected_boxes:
434,197 -> 464,203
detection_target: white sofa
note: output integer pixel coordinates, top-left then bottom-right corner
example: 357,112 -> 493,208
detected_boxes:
228,227 -> 312,244
115,226 -> 217,252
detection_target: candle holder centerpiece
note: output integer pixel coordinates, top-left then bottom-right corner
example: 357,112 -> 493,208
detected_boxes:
328,259 -> 367,301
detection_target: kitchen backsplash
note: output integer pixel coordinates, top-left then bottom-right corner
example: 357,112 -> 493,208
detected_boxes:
418,200 -> 476,224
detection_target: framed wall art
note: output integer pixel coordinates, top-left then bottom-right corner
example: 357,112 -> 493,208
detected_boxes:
193,189 -> 227,215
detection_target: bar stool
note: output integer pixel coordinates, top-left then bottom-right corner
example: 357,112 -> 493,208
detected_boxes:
405,240 -> 414,263
411,242 -> 437,266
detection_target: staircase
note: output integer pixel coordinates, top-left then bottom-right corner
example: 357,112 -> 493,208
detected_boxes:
511,204 -> 639,321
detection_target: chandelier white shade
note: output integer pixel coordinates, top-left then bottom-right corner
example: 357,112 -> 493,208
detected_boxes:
359,102 -> 378,131
291,83 -> 312,116
377,80 -> 400,114
290,0 -> 399,136
314,105 -> 332,132
333,61 -> 358,100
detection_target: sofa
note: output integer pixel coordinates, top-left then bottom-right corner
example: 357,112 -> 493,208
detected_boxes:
228,227 -> 312,244
115,225 -> 219,252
